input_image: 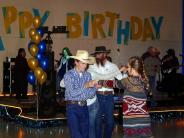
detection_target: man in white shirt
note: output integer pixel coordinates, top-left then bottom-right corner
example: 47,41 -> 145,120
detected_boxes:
88,46 -> 127,138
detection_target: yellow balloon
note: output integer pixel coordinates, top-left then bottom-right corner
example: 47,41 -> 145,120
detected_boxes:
29,28 -> 37,39
29,43 -> 38,57
38,71 -> 47,85
34,67 -> 43,80
33,16 -> 41,29
31,33 -> 41,44
28,58 -> 38,70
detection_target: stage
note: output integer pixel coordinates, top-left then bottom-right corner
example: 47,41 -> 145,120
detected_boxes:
0,93 -> 66,128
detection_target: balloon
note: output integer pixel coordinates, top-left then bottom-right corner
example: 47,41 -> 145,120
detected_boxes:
31,33 -> 41,44
29,28 -> 37,39
27,71 -> 36,85
28,41 -> 35,49
38,71 -> 47,85
36,52 -> 43,62
38,40 -> 46,53
39,57 -> 49,70
37,28 -> 44,37
29,43 -> 38,57
33,16 -> 41,29
28,58 -> 38,70
34,67 -> 43,80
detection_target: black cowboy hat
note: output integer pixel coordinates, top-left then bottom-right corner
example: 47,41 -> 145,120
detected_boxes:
91,46 -> 111,55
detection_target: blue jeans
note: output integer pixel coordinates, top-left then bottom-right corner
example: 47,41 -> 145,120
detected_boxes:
88,99 -> 99,138
96,94 -> 114,138
66,104 -> 89,138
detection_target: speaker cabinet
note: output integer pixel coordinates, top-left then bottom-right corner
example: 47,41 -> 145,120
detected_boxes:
38,73 -> 56,117
3,62 -> 10,93
3,59 -> 16,94
38,51 -> 56,117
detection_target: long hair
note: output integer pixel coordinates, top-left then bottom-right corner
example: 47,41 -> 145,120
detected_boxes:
62,47 -> 72,56
128,56 -> 149,90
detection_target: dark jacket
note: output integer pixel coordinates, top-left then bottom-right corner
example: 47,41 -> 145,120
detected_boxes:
14,56 -> 29,89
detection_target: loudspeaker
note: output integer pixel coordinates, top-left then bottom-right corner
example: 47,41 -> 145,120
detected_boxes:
3,60 -> 16,94
38,51 -> 56,117
3,62 -> 10,93
38,73 -> 56,117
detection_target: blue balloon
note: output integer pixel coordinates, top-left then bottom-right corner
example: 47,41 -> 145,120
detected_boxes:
36,52 -> 43,62
28,41 -> 35,50
27,71 -> 36,85
40,57 -> 49,70
37,28 -> 44,37
38,40 -> 46,53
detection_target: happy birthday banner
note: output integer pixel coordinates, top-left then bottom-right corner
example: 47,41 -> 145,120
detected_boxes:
67,11 -> 164,45
0,6 -> 164,51
0,6 -> 50,51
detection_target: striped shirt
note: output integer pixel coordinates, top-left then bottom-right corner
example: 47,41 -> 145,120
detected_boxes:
64,68 -> 96,101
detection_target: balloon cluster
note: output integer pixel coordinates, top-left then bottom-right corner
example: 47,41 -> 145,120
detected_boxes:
27,17 -> 48,85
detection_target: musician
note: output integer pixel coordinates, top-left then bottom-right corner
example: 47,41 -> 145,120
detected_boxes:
161,49 -> 180,97
161,49 -> 179,75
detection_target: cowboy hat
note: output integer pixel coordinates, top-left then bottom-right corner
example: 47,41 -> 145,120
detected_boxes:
70,50 -> 95,64
91,46 -> 111,55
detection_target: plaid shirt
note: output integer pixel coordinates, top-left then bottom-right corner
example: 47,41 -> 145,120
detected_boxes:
64,68 -> 96,101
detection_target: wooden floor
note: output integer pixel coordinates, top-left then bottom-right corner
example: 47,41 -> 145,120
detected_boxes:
1,91 -> 184,137
1,91 -> 184,119
0,118 -> 184,138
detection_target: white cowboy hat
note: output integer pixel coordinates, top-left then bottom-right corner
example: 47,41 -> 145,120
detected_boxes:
70,50 -> 95,64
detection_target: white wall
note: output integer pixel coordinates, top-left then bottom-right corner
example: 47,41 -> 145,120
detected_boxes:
0,0 -> 182,91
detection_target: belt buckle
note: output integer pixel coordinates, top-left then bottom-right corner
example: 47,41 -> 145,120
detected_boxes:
78,101 -> 86,106
103,91 -> 109,96
103,91 -> 111,96
102,91 -> 106,95
98,91 -> 107,95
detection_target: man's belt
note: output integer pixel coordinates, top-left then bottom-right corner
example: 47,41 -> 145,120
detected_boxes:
66,100 -> 87,106
97,91 -> 113,96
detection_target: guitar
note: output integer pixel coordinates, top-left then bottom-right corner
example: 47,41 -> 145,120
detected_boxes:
161,64 -> 184,74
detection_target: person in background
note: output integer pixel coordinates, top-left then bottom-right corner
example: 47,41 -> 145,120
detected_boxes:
142,47 -> 161,98
56,47 -> 74,103
119,56 -> 153,138
64,50 -> 101,138
161,49 -> 180,97
14,48 -> 29,99
161,49 -> 179,76
141,46 -> 153,61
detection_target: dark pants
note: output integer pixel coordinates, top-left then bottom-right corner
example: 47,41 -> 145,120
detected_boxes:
96,94 -> 114,138
15,80 -> 28,99
162,73 -> 182,97
148,76 -> 156,93
66,104 -> 89,138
